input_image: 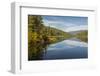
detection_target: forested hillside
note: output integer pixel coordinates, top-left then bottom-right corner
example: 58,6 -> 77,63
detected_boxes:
28,15 -> 88,60
28,15 -> 72,44
28,15 -> 72,60
75,31 -> 88,42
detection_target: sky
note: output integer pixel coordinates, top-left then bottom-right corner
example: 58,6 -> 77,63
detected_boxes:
42,15 -> 88,32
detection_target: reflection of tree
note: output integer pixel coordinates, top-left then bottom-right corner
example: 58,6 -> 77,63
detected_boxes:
28,41 -> 49,60
28,15 -> 49,60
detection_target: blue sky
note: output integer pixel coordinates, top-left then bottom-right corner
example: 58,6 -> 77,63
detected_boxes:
42,15 -> 88,32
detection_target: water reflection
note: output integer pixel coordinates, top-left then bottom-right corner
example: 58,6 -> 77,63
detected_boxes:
28,41 -> 49,60
28,38 -> 88,60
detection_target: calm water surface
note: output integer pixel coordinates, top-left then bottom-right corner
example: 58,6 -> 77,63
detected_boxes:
28,38 -> 88,60
43,38 -> 88,60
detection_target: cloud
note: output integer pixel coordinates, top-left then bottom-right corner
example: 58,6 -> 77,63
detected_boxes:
43,16 -> 88,32
65,25 -> 88,32
43,19 -> 77,28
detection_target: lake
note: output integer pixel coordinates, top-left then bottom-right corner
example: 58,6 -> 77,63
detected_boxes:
43,38 -> 88,60
28,38 -> 88,60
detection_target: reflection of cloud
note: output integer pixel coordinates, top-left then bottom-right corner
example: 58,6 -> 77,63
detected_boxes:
63,40 -> 88,47
47,39 -> 87,51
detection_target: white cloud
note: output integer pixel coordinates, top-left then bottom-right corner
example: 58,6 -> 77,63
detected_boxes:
43,19 -> 88,32
65,25 -> 88,32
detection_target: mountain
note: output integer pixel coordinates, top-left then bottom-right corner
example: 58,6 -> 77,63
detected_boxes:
69,30 -> 87,35
75,30 -> 88,42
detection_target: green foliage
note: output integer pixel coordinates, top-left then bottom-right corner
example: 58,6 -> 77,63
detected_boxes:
75,31 -> 88,42
28,15 -> 88,60
28,15 -> 73,60
28,15 -> 72,44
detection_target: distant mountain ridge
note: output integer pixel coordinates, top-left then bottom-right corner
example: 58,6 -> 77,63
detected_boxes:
69,30 -> 87,35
